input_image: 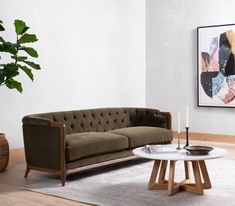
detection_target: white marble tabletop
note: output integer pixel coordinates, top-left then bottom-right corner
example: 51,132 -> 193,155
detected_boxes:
133,144 -> 227,161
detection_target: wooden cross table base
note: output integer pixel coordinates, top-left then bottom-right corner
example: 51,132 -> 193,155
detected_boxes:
148,160 -> 211,196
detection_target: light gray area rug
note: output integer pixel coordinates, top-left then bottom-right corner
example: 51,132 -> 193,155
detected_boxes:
21,158 -> 235,206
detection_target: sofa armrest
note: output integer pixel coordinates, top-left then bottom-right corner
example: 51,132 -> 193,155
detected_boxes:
22,117 -> 66,172
158,111 -> 172,130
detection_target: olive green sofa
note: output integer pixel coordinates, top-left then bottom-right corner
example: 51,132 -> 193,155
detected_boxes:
22,107 -> 173,186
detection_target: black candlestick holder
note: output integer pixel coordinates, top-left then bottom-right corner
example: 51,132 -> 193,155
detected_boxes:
184,127 -> 189,148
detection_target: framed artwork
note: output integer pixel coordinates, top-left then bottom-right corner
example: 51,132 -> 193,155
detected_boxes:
197,23 -> 235,107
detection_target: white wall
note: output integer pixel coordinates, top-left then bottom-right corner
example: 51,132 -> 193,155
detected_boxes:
0,0 -> 145,148
146,0 -> 235,135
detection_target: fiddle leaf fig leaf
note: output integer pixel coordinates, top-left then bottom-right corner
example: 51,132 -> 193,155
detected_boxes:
23,60 -> 41,70
5,78 -> 23,93
18,64 -> 34,81
1,42 -> 17,54
18,33 -> 38,44
3,63 -> 19,78
19,47 -> 38,57
0,24 -> 4,31
0,20 -> 4,31
14,20 -> 29,35
0,37 -> 5,43
11,55 -> 28,61
0,44 -> 4,51
0,73 -> 4,85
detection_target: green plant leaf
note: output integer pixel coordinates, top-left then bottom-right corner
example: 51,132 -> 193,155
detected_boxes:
0,20 -> 4,31
3,63 -> 19,77
14,20 -> 29,35
21,27 -> 29,35
18,64 -> 34,81
18,33 -> 38,44
19,47 -> 38,57
5,78 -> 23,93
19,56 -> 28,61
11,56 -> 28,61
0,42 -> 17,54
23,60 -> 41,70
0,69 -> 4,85
0,24 -> 5,31
0,37 -> 5,43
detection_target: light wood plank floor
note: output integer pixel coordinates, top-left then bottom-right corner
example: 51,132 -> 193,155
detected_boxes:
0,139 -> 234,206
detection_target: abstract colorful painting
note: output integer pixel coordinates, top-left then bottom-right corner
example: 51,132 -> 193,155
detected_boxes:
198,24 -> 235,107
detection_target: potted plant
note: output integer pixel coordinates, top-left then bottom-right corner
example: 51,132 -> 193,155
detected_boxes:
0,19 -> 41,172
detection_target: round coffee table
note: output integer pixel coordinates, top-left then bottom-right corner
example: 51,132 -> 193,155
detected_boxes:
133,145 -> 227,196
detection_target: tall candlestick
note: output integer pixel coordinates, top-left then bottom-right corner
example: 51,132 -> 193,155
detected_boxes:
186,105 -> 189,127
177,112 -> 181,134
184,127 -> 189,148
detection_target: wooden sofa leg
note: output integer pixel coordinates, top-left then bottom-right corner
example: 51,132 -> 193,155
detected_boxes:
24,166 -> 30,178
61,171 -> 66,186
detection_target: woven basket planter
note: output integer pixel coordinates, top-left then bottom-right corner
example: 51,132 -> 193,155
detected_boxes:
0,133 -> 9,172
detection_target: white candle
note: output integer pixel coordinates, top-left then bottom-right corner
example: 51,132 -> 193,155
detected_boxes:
186,105 -> 189,127
177,112 -> 181,134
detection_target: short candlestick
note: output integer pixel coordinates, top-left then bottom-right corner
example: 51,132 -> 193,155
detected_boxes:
176,133 -> 181,150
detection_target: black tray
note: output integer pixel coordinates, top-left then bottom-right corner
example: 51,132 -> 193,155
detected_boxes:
184,146 -> 214,155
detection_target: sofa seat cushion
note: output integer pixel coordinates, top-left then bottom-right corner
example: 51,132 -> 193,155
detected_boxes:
65,132 -> 129,161
108,126 -> 173,148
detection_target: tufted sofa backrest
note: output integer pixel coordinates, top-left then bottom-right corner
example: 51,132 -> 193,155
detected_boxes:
28,108 -> 167,134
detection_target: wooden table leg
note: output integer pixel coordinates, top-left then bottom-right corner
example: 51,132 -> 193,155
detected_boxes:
167,160 -> 180,196
148,160 -> 169,190
199,160 -> 212,189
158,160 -> 168,184
192,161 -> 204,195
148,160 -> 161,189
182,161 -> 204,195
167,160 -> 175,195
184,161 -> 191,182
